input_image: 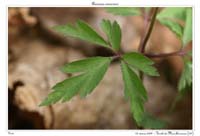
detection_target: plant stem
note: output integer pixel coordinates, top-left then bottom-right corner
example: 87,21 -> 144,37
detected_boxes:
138,8 -> 150,52
138,8 -> 158,80
144,49 -> 187,58
138,7 -> 159,53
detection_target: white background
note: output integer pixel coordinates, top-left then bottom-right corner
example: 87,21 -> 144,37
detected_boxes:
0,0 -> 199,136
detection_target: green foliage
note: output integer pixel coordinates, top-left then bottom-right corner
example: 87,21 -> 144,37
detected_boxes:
53,20 -> 108,47
157,7 -> 192,92
100,19 -> 112,40
40,57 -> 111,106
157,8 -> 186,38
157,17 -> 184,38
122,52 -> 159,76
121,60 -> 147,123
39,74 -> 86,106
157,7 -> 186,21
40,7 -> 193,129
182,8 -> 192,46
106,7 -> 192,46
61,57 -> 110,73
178,59 -> 192,92
157,7 -> 192,46
100,20 -> 121,51
121,61 -> 165,128
106,7 -> 141,16
138,113 -> 166,129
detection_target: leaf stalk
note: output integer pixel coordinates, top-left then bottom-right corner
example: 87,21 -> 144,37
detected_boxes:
138,8 -> 159,53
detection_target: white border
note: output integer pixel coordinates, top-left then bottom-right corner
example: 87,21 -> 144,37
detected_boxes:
1,1 -> 199,136
4,0 -> 194,6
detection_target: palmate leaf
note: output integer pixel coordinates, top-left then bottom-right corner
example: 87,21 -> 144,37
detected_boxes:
100,20 -> 121,51
106,7 -> 141,16
53,20 -> 108,47
41,17 -> 169,128
40,57 -> 111,106
122,52 -> 159,76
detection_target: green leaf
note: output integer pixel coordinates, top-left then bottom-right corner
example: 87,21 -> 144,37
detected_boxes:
178,60 -> 192,92
39,74 -> 85,106
138,113 -> 167,129
182,8 -> 192,46
53,20 -> 108,47
122,52 -> 159,76
157,19 -> 183,38
106,7 -> 141,16
110,21 -> 121,51
60,57 -> 111,73
157,8 -> 186,21
121,61 -> 147,124
100,19 -> 112,40
40,57 -> 111,106
121,61 -> 166,128
101,20 -> 121,51
79,58 -> 111,97
157,8 -> 187,38
157,7 -> 192,46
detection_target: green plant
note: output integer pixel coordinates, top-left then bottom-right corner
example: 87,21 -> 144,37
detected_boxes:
40,7 -> 192,129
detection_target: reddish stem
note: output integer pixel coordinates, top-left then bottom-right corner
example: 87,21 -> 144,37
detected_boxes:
144,50 -> 187,58
138,8 -> 159,53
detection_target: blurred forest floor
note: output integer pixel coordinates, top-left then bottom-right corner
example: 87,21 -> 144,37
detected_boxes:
8,7 -> 192,129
